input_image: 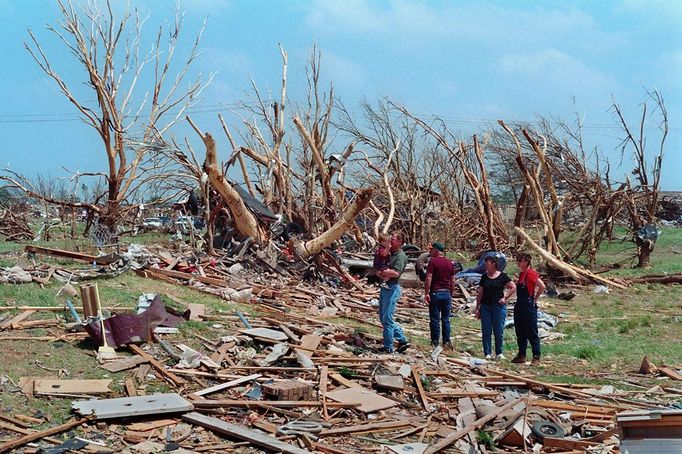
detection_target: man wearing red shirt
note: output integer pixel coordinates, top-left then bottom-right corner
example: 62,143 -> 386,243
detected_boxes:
424,242 -> 456,349
511,253 -> 546,365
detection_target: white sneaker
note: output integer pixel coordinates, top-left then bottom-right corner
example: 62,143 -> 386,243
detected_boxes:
496,354 -> 506,360
484,354 -> 493,360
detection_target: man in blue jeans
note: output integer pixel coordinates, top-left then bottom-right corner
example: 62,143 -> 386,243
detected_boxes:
424,242 -> 456,349
376,231 -> 410,354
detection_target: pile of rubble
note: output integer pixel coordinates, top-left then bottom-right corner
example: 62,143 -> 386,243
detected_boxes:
0,244 -> 681,453
0,208 -> 33,241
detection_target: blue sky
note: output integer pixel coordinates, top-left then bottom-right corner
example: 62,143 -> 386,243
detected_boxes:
0,0 -> 680,189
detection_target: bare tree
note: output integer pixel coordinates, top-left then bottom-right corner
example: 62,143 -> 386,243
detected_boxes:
7,0 -> 209,232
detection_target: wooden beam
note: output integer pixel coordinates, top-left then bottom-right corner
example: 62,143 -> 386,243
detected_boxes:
194,374 -> 262,397
25,245 -> 117,265
412,368 -> 431,412
0,418 -> 89,453
191,400 -> 357,409
183,412 -> 309,454
128,344 -> 186,387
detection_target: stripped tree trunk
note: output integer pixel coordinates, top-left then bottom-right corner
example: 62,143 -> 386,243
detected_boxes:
290,189 -> 373,258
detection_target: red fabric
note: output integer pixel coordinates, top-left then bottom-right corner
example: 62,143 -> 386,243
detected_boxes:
518,268 -> 540,296
426,255 -> 455,292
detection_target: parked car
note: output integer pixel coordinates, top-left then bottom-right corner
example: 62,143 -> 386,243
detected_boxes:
175,215 -> 205,233
142,217 -> 163,229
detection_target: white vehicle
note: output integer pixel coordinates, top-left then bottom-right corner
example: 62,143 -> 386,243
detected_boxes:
142,217 -> 163,229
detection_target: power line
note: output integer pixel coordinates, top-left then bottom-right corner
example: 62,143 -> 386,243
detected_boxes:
0,104 -> 679,132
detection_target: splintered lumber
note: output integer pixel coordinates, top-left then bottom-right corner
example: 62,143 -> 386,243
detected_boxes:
191,400 -> 357,409
659,366 -> 682,381
329,373 -> 363,388
144,266 -> 244,290
319,420 -> 415,437
194,373 -> 262,397
0,310 -> 36,330
124,378 -> 137,397
128,344 -> 186,387
183,412 -> 310,454
424,397 -> 524,454
72,394 -> 193,419
319,365 -> 329,419
25,245 -> 117,265
412,368 -> 432,412
0,417 -> 89,453
34,379 -> 112,395
100,355 -> 148,373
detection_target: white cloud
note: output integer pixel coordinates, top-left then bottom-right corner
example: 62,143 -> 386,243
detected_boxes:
498,48 -> 615,94
306,1 -> 627,55
322,50 -> 368,88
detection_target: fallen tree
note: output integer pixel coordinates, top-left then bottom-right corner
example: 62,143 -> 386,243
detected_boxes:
515,227 -> 627,289
289,188 -> 373,259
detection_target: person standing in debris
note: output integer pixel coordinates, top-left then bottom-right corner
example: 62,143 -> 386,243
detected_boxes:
376,231 -> 411,353
511,253 -> 546,365
424,242 -> 456,349
475,255 -> 516,360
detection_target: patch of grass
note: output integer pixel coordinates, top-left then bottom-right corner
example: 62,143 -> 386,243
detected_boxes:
476,430 -> 495,450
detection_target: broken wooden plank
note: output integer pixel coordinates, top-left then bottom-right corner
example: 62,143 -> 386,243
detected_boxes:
127,419 -> 180,432
34,379 -> 112,395
328,373 -> 362,388
412,368 -> 431,412
190,400 -> 357,409
319,420 -> 415,437
660,366 -> 682,381
124,378 -> 137,397
25,245 -> 118,265
100,355 -> 148,373
182,412 -> 310,454
128,344 -> 186,387
0,310 -> 36,330
194,373 -> 262,397
0,417 -> 89,453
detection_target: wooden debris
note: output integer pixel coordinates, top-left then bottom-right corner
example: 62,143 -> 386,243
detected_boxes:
100,355 -> 148,373
325,386 -> 398,413
0,417 -> 89,453
193,373 -> 262,397
34,379 -> 112,395
182,412 -> 311,454
128,344 -> 186,387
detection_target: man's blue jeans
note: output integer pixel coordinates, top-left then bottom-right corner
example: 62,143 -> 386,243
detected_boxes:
429,290 -> 452,345
379,282 -> 407,351
480,303 -> 507,356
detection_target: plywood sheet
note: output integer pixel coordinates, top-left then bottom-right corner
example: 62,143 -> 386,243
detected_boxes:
325,387 -> 397,413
